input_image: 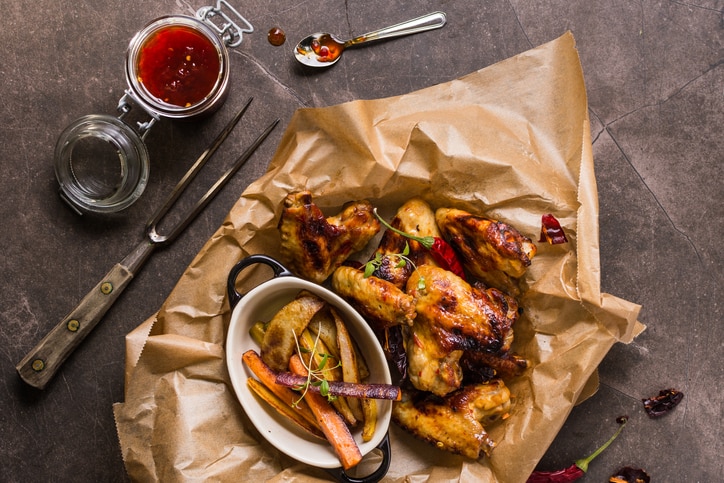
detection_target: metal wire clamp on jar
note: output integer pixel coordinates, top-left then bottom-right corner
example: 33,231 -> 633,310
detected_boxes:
54,0 -> 254,215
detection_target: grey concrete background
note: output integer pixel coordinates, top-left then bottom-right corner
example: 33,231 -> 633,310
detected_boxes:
1,0 -> 721,481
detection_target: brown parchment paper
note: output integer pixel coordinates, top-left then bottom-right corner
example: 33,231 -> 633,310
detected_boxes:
113,32 -> 643,483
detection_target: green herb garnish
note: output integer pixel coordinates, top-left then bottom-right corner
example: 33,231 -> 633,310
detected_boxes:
292,324 -> 341,406
362,241 -> 425,290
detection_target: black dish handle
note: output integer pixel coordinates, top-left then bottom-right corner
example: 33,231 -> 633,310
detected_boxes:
226,254 -> 294,309
325,432 -> 391,483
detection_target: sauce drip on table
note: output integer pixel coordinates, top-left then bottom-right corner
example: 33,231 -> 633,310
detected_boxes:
267,27 -> 286,46
136,25 -> 221,107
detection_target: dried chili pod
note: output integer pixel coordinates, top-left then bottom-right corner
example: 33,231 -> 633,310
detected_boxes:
539,213 -> 569,244
380,325 -> 407,380
527,416 -> 628,482
642,388 -> 683,418
527,465 -> 584,482
609,466 -> 651,483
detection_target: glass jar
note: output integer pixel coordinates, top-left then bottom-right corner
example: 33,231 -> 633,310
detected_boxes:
124,15 -> 230,119
54,1 -> 253,215
54,114 -> 151,214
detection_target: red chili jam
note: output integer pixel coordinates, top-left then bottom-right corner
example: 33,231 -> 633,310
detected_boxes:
136,25 -> 221,108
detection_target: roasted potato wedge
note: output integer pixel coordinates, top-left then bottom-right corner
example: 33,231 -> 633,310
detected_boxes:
261,291 -> 326,372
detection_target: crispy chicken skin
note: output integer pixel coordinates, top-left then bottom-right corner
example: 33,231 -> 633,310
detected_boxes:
278,191 -> 380,283
331,266 -> 416,329
402,265 -> 519,396
406,265 -> 518,354
403,320 -> 464,396
392,379 -> 511,459
461,350 -> 528,382
368,225 -> 412,290
435,207 -> 537,294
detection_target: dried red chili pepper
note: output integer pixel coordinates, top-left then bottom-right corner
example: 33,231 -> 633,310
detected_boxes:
609,466 -> 651,483
527,464 -> 585,482
539,213 -> 569,244
381,325 -> 407,379
642,388 -> 683,418
373,208 -> 466,279
527,416 -> 628,483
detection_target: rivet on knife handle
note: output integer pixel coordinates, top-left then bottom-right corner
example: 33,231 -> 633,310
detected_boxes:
16,262 -> 136,389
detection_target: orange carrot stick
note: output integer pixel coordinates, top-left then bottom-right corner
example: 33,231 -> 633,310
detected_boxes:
242,350 -> 320,431
289,354 -> 363,470
246,378 -> 325,439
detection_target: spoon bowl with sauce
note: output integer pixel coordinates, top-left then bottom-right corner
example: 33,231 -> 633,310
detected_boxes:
294,11 -> 446,67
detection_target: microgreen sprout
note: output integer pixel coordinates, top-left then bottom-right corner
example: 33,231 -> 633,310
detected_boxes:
362,241 -> 426,290
292,323 -> 341,406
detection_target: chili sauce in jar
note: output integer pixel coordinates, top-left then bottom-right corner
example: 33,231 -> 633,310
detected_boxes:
136,25 -> 221,107
54,7 -> 254,214
125,16 -> 229,119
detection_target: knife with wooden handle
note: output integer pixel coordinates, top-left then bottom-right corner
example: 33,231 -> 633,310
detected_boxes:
16,241 -> 154,389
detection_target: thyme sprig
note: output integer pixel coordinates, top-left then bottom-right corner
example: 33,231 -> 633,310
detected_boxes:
292,323 -> 341,406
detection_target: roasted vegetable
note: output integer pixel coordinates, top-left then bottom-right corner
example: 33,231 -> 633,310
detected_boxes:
247,378 -> 325,439
275,373 -> 401,401
261,292 -> 326,372
334,308 -> 365,422
539,213 -> 569,244
242,350 -> 321,433
609,466 -> 651,483
289,354 -> 363,470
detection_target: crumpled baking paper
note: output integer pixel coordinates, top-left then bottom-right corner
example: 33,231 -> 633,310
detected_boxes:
114,32 -> 643,482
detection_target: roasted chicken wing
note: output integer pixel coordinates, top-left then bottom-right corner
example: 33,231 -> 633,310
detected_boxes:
460,349 -> 528,382
392,379 -> 511,459
330,198 -> 437,329
435,207 -> 537,294
369,197 -> 440,289
278,191 -> 380,283
402,320 -> 464,396
402,265 -> 519,396
331,266 -> 416,330
406,265 -> 518,354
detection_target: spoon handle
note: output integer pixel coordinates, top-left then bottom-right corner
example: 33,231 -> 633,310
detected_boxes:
347,11 -> 447,46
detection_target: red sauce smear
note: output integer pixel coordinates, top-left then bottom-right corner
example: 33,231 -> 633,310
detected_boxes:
136,25 -> 221,107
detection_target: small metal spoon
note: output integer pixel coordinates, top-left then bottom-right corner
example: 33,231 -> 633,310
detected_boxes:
294,11 -> 447,68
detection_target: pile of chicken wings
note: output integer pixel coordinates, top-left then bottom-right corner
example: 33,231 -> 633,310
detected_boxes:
278,191 -> 537,459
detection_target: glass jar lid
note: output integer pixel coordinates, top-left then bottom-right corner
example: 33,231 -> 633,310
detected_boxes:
54,114 -> 150,214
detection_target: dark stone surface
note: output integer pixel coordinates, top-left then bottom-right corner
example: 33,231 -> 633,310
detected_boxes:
1,1 -> 721,481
